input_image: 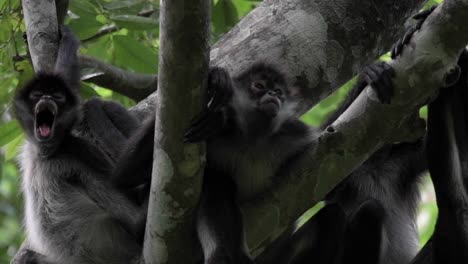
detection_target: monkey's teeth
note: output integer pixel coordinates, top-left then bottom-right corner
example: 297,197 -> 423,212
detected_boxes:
38,125 -> 51,137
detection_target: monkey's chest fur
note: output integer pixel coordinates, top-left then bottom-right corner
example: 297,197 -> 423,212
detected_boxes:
207,132 -> 309,200
19,142 -> 103,259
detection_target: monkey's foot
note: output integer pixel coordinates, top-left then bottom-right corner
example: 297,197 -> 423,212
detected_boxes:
361,62 -> 395,104
391,5 -> 437,59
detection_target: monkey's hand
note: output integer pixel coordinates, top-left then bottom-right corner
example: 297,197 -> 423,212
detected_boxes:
391,5 -> 437,59
184,67 -> 233,142
358,62 -> 395,104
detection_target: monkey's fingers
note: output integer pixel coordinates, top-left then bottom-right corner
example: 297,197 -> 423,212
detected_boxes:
184,112 -> 224,142
376,63 -> 394,104
186,109 -> 214,133
413,5 -> 437,21
207,89 -> 228,112
207,67 -> 233,107
391,26 -> 416,59
208,67 -> 231,92
365,63 -> 394,104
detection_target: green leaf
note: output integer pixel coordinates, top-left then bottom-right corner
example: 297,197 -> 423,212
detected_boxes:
101,0 -> 145,11
80,83 -> 99,99
5,134 -> 23,161
111,15 -> 158,30
113,35 -> 157,73
232,0 -> 257,17
68,16 -> 105,40
0,15 -> 11,43
212,0 -> 239,35
82,35 -> 112,61
69,0 -> 101,17
0,120 -> 20,147
68,0 -> 104,39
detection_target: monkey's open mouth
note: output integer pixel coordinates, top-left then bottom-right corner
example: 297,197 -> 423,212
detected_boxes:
35,101 -> 57,140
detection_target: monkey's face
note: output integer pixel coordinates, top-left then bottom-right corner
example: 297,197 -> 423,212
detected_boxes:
14,74 -> 79,145
31,90 -> 62,142
250,78 -> 287,118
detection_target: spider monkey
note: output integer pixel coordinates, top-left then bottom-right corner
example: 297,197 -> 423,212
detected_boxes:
390,5 -> 468,263
182,55 -> 425,263
13,26 -> 145,264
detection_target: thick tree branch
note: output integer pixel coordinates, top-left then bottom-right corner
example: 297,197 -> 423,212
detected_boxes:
79,55 -> 156,101
132,0 -> 427,116
142,1 -> 210,263
210,0 -> 426,114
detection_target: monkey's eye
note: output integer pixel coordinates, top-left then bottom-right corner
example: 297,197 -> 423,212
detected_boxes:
52,92 -> 66,103
252,81 -> 266,90
29,91 -> 43,100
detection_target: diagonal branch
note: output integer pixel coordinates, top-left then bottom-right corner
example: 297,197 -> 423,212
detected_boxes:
79,55 -> 157,101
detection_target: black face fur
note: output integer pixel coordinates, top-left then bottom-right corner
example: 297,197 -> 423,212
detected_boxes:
235,63 -> 290,118
14,73 -> 80,145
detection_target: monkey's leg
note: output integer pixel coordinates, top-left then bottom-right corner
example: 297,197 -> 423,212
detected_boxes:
255,203 -> 346,264
197,170 -> 254,264
111,116 -> 155,203
339,199 -> 385,264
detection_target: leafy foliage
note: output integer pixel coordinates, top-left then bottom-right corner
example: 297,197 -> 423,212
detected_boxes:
0,0 -> 440,261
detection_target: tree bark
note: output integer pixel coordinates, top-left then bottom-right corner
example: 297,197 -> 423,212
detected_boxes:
209,0 -> 426,113
22,0 -> 59,72
142,0 -> 210,263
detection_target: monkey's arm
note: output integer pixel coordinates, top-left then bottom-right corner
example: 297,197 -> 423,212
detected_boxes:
197,169 -> 254,264
54,25 -> 80,90
82,98 -> 139,161
184,67 -> 234,142
111,116 -> 155,190
256,203 -> 346,264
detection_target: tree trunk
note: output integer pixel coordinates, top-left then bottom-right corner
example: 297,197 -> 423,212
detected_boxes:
142,1 -> 210,263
